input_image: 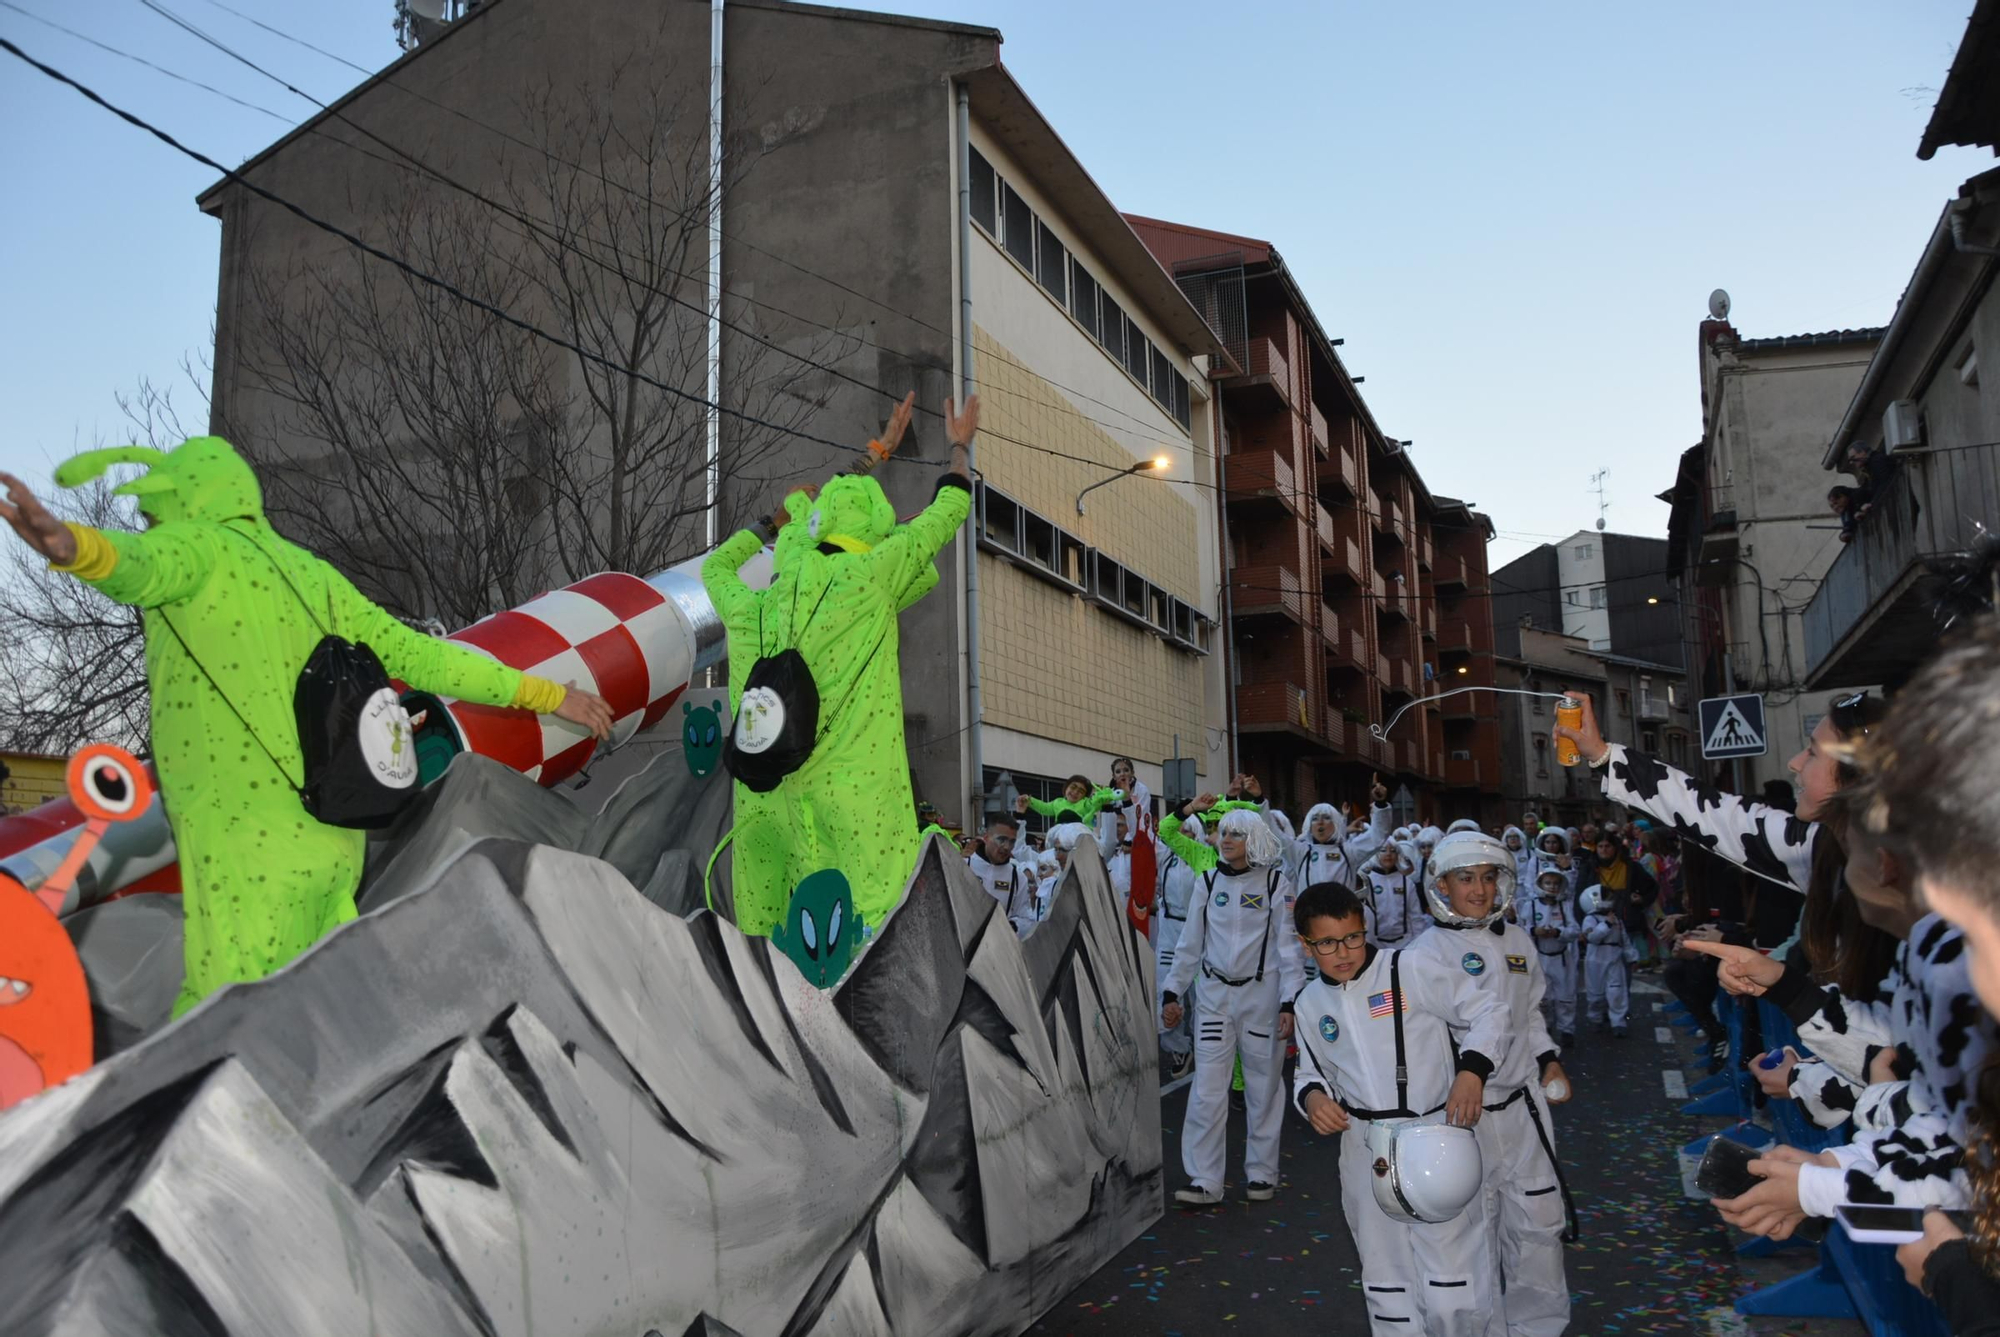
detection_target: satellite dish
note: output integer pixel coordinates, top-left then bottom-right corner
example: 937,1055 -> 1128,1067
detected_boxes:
1595,517 -> 1607,531
1708,289 -> 1732,321
405,0 -> 448,19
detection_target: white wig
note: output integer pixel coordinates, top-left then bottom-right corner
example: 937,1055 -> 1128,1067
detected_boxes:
1266,809 -> 1296,843
1303,803 -> 1342,839
1417,825 -> 1444,848
1215,808 -> 1286,869
1035,849 -> 1060,878
1181,813 -> 1206,842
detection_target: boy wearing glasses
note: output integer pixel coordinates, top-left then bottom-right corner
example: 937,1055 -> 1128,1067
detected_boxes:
1290,878 -> 1508,1336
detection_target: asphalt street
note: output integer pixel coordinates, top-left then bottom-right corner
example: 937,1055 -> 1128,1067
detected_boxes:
1032,976 -> 1870,1337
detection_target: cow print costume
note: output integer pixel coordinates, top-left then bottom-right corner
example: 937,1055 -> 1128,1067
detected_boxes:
1604,747 -> 1993,1209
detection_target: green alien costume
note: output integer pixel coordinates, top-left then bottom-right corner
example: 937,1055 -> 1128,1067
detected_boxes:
50,438 -> 566,1016
703,467 -> 970,936
1026,786 -> 1126,827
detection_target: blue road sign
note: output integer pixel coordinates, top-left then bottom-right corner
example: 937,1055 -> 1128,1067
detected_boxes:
1698,694 -> 1767,760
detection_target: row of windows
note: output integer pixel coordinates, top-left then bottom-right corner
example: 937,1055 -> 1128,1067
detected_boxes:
969,147 -> 1193,432
977,482 -> 1212,654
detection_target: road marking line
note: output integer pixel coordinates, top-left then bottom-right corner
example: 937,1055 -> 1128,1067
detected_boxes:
1161,1074 -> 1194,1098
1656,1027 -> 1676,1044
1663,1070 -> 1688,1099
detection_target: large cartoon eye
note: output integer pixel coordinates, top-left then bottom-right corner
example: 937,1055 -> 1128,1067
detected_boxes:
67,743 -> 153,822
684,723 -> 699,746
705,722 -> 719,746
826,900 -> 844,950
799,907 -> 820,959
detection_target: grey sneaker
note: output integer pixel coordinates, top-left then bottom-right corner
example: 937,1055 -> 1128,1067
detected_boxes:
1173,1185 -> 1224,1207
1167,1050 -> 1194,1081
1245,1181 -> 1276,1202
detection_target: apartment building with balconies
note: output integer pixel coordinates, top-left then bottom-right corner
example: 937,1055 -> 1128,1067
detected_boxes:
1126,216 -> 1504,822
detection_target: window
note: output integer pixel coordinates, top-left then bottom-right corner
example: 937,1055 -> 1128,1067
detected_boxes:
1123,316 -> 1150,385
981,488 -> 1021,550
1533,734 -> 1548,778
1642,728 -> 1659,753
968,147 -> 997,236
1100,293 -> 1127,365
1668,682 -> 1679,707
1616,689 -> 1631,717
1574,543 -> 1593,559
1035,220 -> 1067,302
1958,340 -> 1979,388
972,150 -> 1192,437
1070,265 -> 1101,341
1002,184 -> 1034,270
1588,585 -> 1605,609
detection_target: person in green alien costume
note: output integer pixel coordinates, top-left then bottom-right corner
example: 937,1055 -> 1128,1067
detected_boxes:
703,394 -> 977,937
0,439 -> 616,1017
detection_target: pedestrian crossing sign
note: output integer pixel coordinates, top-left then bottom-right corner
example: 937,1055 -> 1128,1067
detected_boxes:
1698,693 -> 1767,760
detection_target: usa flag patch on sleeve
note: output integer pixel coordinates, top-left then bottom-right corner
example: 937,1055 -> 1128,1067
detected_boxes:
1367,989 -> 1403,1018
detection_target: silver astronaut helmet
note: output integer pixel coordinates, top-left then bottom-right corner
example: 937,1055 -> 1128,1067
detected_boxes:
1424,831 -> 1516,928
1366,1115 -> 1484,1224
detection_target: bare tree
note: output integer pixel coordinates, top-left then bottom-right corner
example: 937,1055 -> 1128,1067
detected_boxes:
0,370 -> 213,757
236,46 -> 844,626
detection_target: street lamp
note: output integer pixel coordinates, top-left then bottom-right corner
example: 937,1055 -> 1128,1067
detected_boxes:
1076,455 -> 1171,514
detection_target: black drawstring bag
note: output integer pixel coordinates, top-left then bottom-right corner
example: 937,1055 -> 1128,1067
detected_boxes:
159,528 -> 421,830
723,576 -> 887,793
292,634 -> 421,827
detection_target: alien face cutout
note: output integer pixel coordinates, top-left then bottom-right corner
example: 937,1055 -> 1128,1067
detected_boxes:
770,868 -> 859,988
733,686 -> 787,756
0,878 -> 93,1111
682,699 -> 725,777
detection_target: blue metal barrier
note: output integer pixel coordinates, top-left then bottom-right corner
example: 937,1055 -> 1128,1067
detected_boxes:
1682,992 -> 1756,1119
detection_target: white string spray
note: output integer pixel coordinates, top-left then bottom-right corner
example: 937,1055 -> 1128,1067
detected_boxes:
1369,686 -> 1573,742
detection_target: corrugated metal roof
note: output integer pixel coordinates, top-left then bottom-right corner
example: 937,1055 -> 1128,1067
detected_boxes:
1735,327 -> 1885,351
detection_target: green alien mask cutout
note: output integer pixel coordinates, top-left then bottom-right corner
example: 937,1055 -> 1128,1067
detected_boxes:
682,698 -> 725,777
771,868 -> 859,988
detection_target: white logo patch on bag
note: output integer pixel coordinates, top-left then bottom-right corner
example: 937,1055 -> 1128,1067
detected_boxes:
357,687 -> 418,789
734,685 -> 788,755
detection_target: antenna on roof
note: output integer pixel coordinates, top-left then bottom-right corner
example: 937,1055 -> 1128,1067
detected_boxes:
1708,288 -> 1732,321
1590,468 -> 1610,532
396,0 -> 456,51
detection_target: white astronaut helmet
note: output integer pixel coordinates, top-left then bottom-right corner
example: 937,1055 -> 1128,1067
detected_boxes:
1424,831 -> 1516,928
1579,884 -> 1611,915
1366,1116 -> 1484,1224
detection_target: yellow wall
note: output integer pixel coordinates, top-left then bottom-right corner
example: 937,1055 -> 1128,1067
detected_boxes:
975,326 -> 1207,766
1,752 -> 65,815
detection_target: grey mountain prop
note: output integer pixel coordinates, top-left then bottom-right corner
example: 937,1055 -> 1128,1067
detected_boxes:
6,750 -> 1162,1335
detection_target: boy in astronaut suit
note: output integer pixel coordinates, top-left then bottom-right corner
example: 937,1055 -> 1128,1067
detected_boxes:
1579,885 -> 1631,1036
1159,794 -> 1302,1206
1520,868 -> 1580,1046
1363,839 -> 1429,949
1409,833 -> 1574,1337
1291,879 -> 1507,1337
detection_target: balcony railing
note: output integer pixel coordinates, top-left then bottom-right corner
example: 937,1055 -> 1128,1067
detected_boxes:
1324,534 -> 1364,585
1315,502 -> 1337,554
1322,441 -> 1359,497
1224,446 -> 1298,509
1230,562 -> 1304,622
1638,693 -> 1670,723
1804,444 -> 2000,688
1319,604 -> 1341,650
1238,680 -> 1312,731
1309,403 -> 1329,456
1225,335 -> 1295,409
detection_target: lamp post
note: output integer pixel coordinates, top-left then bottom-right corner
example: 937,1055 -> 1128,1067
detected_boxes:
1076,456 -> 1170,514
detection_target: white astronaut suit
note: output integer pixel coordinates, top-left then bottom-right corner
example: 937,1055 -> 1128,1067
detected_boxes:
1291,936 -> 1508,1337
1518,878 -> 1580,1042
1159,808 -> 1302,1200
1411,912 -> 1573,1336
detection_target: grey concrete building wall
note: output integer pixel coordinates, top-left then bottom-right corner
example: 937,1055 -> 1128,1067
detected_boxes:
1491,546 -> 1560,658
1603,534 -> 1683,669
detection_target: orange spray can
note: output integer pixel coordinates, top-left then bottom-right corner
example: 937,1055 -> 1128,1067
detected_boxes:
1555,697 -> 1582,767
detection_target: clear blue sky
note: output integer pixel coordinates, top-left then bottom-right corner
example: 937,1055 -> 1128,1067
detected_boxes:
1,0 -> 1991,565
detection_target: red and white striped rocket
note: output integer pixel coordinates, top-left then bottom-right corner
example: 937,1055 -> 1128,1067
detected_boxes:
0,545 -> 773,904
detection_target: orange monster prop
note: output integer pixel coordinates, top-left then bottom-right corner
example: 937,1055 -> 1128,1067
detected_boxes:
0,744 -> 152,1110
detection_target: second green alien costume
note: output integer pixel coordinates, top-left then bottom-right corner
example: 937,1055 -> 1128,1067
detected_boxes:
704,467 -> 970,936
51,438 -> 568,1016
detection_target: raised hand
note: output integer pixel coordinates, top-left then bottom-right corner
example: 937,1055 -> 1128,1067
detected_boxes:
1554,693 -> 1609,766
944,395 -> 980,450
0,472 -> 78,565
1370,773 -> 1388,805
880,391 -> 917,456
1014,793 -> 1030,816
